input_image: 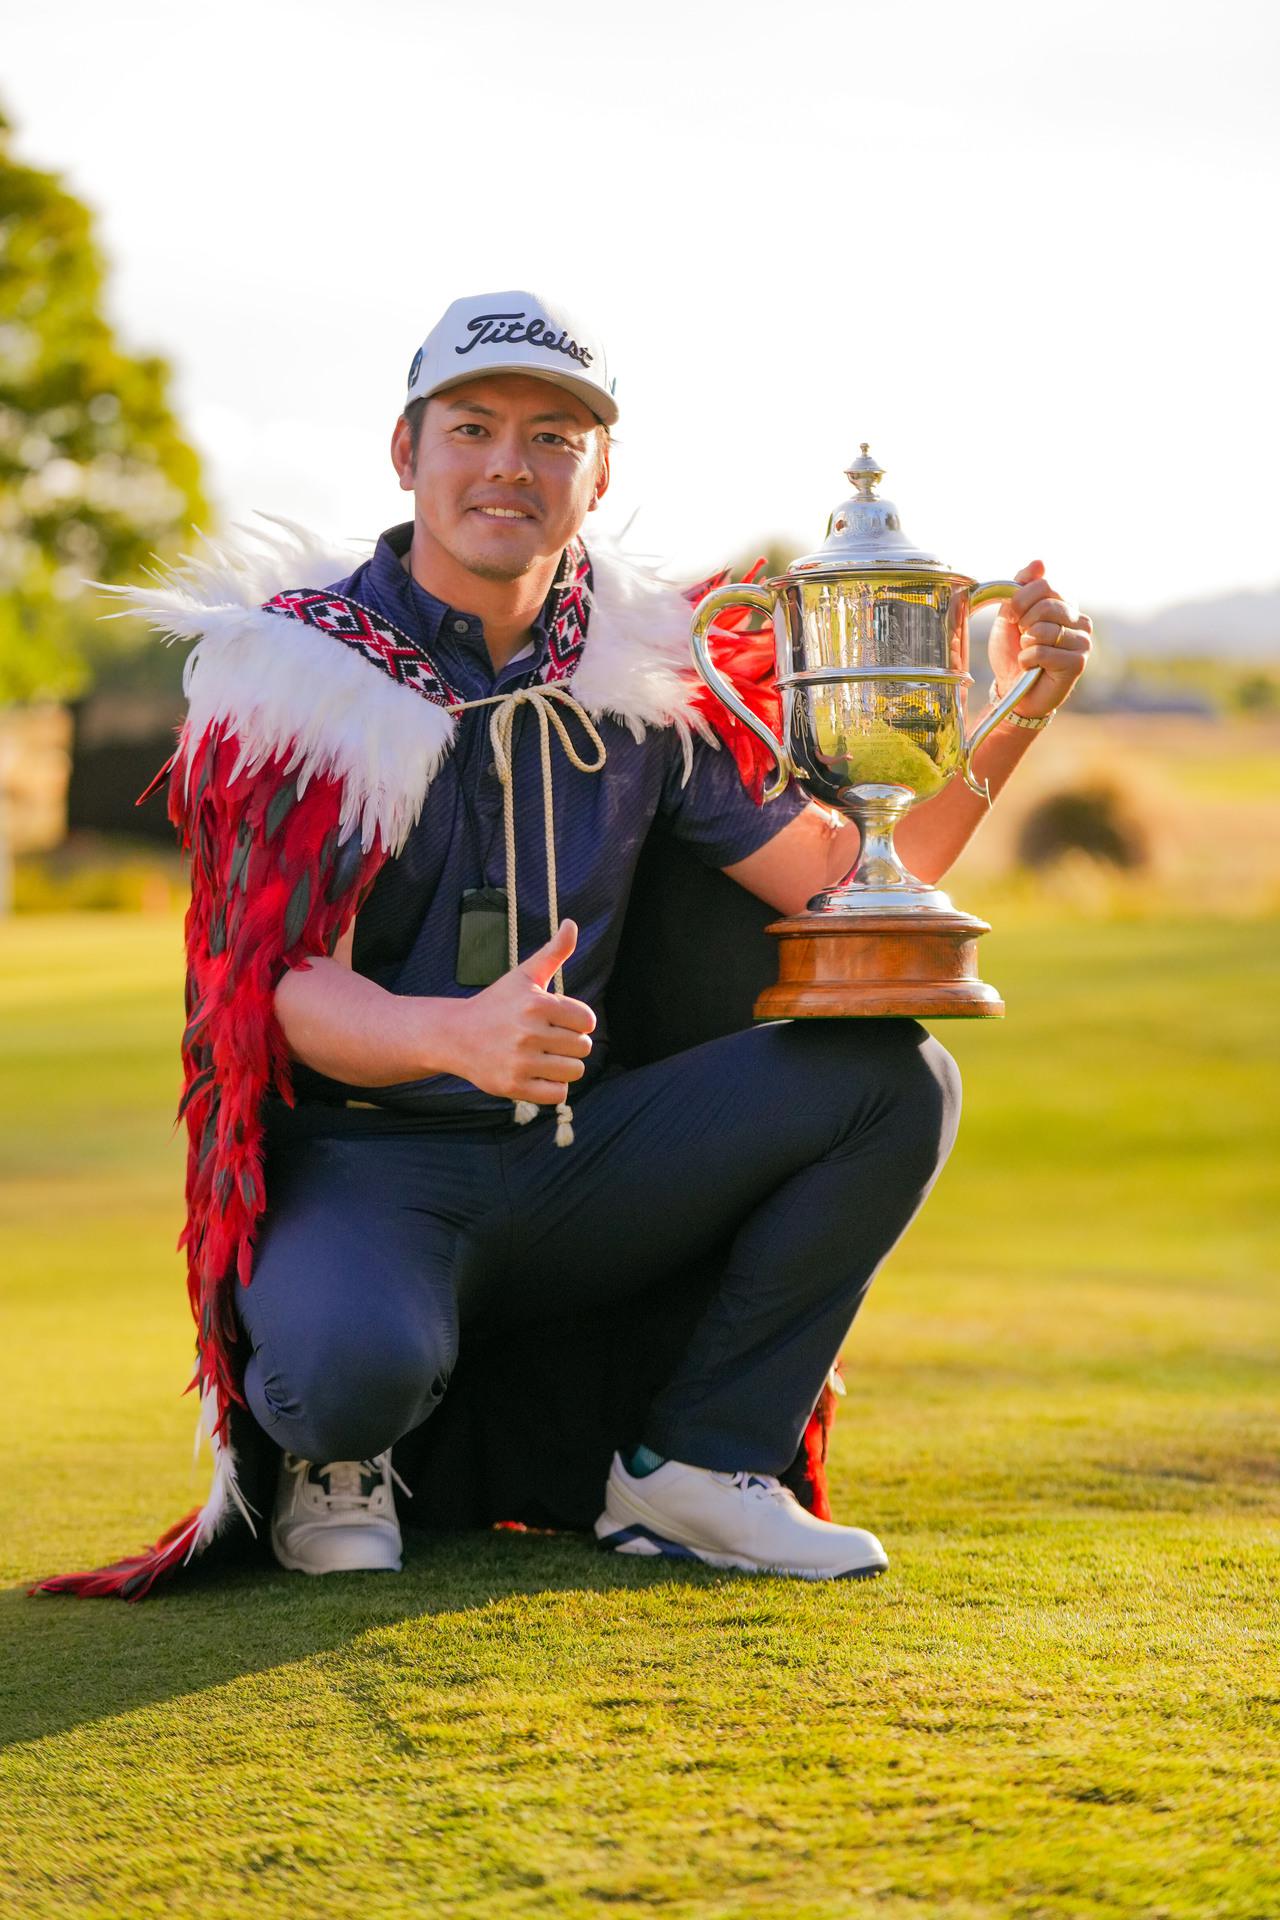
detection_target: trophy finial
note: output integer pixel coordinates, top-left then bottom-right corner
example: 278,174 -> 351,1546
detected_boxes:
846,443 -> 884,501
794,439 -> 948,575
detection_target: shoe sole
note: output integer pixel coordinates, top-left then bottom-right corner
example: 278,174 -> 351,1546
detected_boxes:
595,1518 -> 887,1582
273,1556 -> 403,1575
270,1524 -> 402,1576
272,1548 -> 403,1575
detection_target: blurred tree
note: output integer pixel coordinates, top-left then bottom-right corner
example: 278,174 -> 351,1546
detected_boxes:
0,104 -> 208,704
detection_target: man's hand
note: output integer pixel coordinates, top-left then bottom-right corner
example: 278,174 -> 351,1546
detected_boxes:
988,559 -> 1093,719
451,919 -> 595,1107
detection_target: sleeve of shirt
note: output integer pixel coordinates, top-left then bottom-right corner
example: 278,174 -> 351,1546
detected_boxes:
657,729 -> 811,868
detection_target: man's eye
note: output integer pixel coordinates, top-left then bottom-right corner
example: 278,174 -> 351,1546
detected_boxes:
454,423 -> 487,437
534,432 -> 570,447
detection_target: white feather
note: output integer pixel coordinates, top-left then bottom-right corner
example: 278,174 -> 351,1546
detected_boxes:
98,515 -> 371,633
188,1381 -> 258,1562
103,517 -> 719,857
178,603 -> 455,852
573,539 -> 718,783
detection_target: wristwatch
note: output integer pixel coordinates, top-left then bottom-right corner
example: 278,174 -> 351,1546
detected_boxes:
988,682 -> 1054,731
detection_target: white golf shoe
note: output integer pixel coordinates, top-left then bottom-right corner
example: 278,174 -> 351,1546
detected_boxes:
594,1452 -> 888,1581
270,1452 -> 406,1575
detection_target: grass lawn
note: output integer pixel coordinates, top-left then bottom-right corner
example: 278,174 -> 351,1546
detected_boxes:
1,908 -> 1277,1919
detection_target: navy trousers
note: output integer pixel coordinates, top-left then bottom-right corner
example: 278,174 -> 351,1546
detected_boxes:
236,1019 -> 961,1475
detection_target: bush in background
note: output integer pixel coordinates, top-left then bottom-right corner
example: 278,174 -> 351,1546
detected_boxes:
1016,777 -> 1152,872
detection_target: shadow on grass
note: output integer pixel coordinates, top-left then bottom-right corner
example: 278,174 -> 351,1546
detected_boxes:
1,1527 -> 723,1752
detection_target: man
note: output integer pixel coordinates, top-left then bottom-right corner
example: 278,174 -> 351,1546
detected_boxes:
39,291 -> 1091,1600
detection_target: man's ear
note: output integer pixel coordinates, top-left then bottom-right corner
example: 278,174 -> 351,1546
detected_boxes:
390,415 -> 416,492
589,433 -> 611,512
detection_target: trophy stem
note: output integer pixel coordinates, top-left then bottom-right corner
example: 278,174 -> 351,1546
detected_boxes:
842,782 -> 916,891
809,782 -> 955,915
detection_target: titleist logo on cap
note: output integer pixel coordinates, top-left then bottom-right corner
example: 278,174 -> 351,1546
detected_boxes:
455,310 -> 594,369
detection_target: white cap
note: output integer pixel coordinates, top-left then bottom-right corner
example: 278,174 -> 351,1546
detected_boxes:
404,290 -> 618,426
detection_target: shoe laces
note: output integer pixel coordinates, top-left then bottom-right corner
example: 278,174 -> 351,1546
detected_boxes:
714,1470 -> 798,1506
296,1452 -> 412,1510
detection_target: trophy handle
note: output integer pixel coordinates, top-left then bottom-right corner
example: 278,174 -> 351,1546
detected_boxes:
690,584 -> 791,802
960,579 -> 1044,799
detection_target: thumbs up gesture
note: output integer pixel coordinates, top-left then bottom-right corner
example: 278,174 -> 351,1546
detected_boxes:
455,919 -> 596,1108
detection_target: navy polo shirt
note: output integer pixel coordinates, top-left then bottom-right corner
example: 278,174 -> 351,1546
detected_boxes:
291,523 -> 807,1122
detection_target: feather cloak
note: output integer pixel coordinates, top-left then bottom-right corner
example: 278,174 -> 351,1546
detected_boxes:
35,525 -> 834,1600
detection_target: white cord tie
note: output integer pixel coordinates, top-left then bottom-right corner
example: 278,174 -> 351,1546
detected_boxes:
446,684 -> 607,1147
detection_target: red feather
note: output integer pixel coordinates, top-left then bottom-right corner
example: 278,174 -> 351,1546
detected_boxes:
171,726 -> 388,1446
684,560 -> 784,805
34,725 -> 387,1600
34,1510 -> 203,1600
798,1378 -> 839,1524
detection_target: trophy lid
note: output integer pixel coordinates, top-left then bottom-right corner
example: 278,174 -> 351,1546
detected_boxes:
789,444 -> 953,578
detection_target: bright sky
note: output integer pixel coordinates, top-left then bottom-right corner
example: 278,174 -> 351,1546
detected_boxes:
6,0 -> 1277,616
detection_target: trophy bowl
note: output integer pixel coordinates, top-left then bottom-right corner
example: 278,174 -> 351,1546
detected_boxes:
690,445 -> 1046,1017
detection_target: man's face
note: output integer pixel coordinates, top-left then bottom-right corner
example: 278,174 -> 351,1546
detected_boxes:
392,373 -> 609,584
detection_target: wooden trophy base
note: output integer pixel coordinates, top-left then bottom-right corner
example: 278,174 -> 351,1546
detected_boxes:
754,909 -> 1004,1019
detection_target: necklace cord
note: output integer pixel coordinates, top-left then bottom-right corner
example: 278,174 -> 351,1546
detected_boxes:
445,685 -> 607,1145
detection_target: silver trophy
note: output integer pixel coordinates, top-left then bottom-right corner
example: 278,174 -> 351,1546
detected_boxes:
690,445 -> 1044,1017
